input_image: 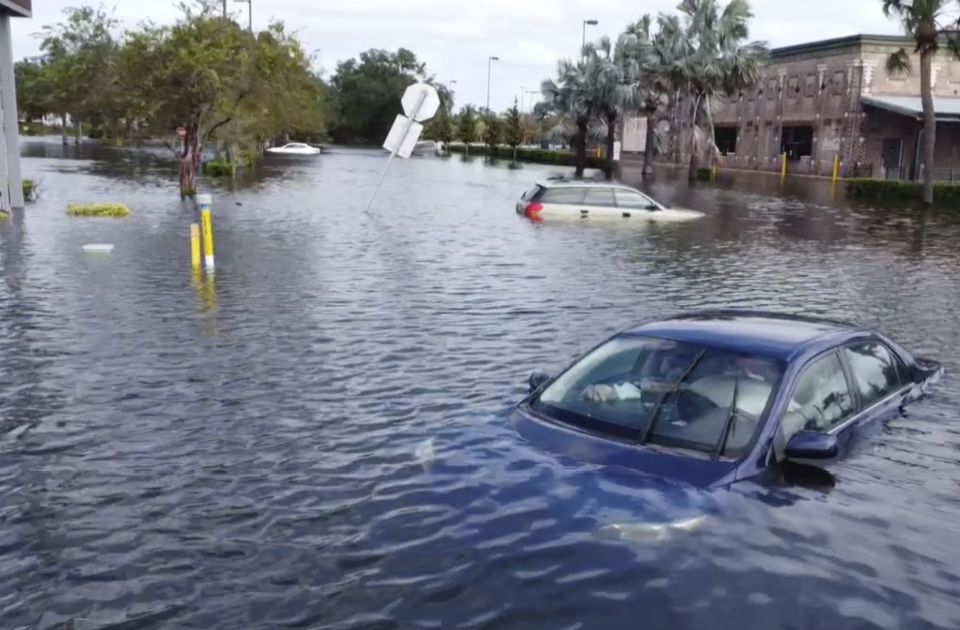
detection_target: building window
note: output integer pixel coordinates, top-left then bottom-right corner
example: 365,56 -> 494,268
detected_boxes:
781,126 -> 814,159
715,126 -> 738,155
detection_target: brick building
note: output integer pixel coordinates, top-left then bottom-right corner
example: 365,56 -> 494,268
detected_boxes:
624,34 -> 960,180
0,0 -> 30,209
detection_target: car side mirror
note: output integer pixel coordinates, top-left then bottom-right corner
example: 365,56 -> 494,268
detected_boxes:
645,204 -> 660,211
784,431 -> 838,461
528,371 -> 552,393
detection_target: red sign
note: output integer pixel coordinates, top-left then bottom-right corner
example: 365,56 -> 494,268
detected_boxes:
177,127 -> 187,139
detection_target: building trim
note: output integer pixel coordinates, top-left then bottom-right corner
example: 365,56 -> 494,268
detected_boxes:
772,34 -> 910,60
0,0 -> 31,18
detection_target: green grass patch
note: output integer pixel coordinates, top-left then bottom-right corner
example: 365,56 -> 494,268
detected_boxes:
846,179 -> 960,204
66,203 -> 131,217
204,157 -> 235,177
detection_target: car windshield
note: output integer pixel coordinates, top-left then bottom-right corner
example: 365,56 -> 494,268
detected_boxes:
533,335 -> 783,458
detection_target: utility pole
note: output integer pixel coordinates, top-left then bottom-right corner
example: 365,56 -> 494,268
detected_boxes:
486,56 -> 499,113
222,0 -> 227,18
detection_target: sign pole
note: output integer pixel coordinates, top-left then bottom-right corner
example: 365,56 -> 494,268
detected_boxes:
363,90 -> 428,214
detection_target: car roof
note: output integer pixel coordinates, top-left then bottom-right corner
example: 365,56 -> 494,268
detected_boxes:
625,310 -> 863,361
535,179 -> 638,191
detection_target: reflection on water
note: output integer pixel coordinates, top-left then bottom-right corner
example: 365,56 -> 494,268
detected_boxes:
1,139 -> 960,629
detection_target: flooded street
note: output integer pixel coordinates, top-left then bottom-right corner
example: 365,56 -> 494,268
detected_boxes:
2,140 -> 960,629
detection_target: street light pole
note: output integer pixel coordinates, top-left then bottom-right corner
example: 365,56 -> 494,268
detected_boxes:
581,19 -> 598,57
222,0 -> 227,18
234,0 -> 252,32
486,56 -> 499,113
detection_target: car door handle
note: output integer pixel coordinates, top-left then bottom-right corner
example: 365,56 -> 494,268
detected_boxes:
580,209 -> 589,217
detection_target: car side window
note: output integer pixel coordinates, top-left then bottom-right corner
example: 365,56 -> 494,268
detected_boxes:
615,190 -> 657,210
541,187 -> 586,205
583,188 -> 616,207
780,353 -> 855,440
842,343 -> 904,408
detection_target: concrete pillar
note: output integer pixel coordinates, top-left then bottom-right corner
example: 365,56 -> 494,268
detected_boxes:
0,14 -> 24,209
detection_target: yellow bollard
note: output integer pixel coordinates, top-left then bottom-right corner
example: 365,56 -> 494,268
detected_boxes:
780,152 -> 788,179
197,194 -> 215,271
832,155 -> 841,183
190,223 -> 201,270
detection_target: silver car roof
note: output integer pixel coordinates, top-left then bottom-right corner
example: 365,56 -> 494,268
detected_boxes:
535,180 -> 643,192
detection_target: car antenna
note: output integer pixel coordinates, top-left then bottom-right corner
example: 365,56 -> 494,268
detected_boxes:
713,369 -> 741,460
639,350 -> 707,445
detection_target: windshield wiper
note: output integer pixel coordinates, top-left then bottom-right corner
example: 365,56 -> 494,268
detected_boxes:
713,370 -> 740,460
639,350 -> 706,445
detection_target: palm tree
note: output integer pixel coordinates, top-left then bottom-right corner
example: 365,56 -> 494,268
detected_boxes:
583,37 -> 637,180
541,59 -> 597,177
883,0 -> 960,206
673,0 -> 767,182
617,15 -> 679,176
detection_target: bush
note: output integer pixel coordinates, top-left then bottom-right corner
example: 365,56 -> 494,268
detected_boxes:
0,210 -> 8,221
846,179 -> 960,205
446,143 -> 611,170
204,157 -> 235,177
23,179 -> 39,202
66,203 -> 131,217
696,167 -> 713,182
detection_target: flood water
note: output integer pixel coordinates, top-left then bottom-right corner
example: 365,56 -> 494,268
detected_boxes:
2,139 -> 960,629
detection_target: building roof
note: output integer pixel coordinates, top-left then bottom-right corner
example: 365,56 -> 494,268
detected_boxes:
627,311 -> 857,361
0,0 -> 31,17
862,95 -> 960,122
772,34 -> 911,60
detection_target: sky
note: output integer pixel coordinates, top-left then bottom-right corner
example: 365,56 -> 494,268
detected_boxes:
9,0 -> 913,112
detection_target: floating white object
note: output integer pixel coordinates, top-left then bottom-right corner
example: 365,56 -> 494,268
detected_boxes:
82,244 -> 115,254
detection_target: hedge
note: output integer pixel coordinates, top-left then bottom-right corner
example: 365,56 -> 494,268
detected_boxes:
846,179 -> 960,205
446,143 -> 611,170
66,203 -> 131,217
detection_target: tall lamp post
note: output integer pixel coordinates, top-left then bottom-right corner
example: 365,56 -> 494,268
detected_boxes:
581,19 -> 598,56
486,56 -> 499,113
234,0 -> 252,32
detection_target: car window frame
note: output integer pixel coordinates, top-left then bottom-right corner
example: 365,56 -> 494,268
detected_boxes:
614,189 -> 660,211
839,340 -> 906,408
540,186 -> 587,205
582,187 -> 618,208
775,340 -> 913,445
832,339 -> 912,434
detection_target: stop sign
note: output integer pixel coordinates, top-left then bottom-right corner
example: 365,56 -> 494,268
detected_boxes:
401,84 -> 440,123
177,127 -> 187,138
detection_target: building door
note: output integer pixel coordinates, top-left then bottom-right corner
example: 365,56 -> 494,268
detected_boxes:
881,138 -> 903,178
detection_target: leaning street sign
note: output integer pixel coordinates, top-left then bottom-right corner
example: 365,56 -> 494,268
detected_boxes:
364,83 -> 441,213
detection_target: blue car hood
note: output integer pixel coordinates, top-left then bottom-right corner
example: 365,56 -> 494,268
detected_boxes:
510,406 -> 739,490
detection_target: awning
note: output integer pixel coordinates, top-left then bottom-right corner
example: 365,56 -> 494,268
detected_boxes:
861,95 -> 960,123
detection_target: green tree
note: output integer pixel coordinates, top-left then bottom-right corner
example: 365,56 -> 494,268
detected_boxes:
482,113 -> 503,157
329,48 -> 425,144
883,0 -> 960,206
39,5 -> 119,145
457,105 -> 478,155
14,59 -> 52,126
424,108 -> 454,147
503,99 -> 524,163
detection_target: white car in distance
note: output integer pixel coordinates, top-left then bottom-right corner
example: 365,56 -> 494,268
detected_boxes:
266,142 -> 322,156
517,180 -> 704,222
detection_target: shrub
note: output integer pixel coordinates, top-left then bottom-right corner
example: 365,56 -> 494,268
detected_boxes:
446,143 -> 611,171
204,157 -> 235,177
846,179 -> 960,205
66,203 -> 131,217
23,179 -> 39,202
0,210 -> 8,221
696,167 -> 713,181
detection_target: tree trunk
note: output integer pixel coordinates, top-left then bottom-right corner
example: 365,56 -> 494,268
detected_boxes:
513,145 -> 518,164
605,112 -> 617,181
688,94 -> 702,183
920,50 -> 935,206
178,125 -> 201,198
75,119 -> 82,145
704,94 -> 717,169
643,108 -> 656,177
61,113 -> 68,146
575,120 -> 588,178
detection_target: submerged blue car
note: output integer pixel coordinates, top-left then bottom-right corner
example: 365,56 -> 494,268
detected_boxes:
513,312 -> 942,489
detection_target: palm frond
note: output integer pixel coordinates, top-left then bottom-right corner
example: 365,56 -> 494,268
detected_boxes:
886,48 -> 912,75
